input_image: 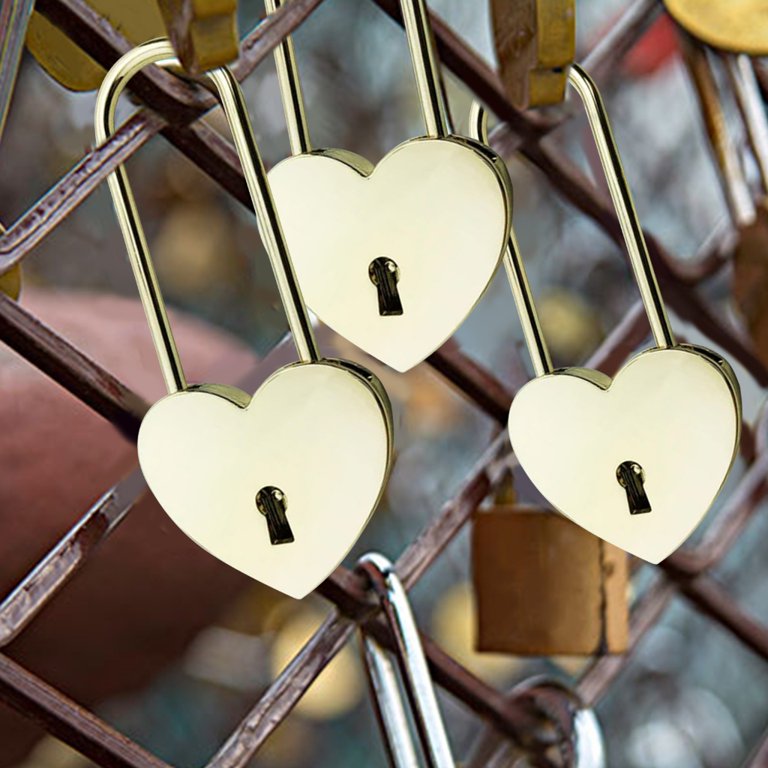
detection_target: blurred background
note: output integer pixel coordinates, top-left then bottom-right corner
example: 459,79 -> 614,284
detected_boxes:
1,0 -> 767,766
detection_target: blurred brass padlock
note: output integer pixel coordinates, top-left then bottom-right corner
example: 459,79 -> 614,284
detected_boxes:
491,0 -> 575,108
26,0 -> 167,91
664,0 -> 768,55
0,225 -> 21,300
156,0 -> 239,74
27,0 -> 238,90
472,506 -> 628,656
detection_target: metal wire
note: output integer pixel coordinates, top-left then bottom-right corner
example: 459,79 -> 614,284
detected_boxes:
0,1 -> 767,767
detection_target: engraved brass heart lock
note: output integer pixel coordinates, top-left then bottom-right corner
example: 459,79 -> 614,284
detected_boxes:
95,39 -> 394,598
471,66 -> 742,564
264,0 -> 513,372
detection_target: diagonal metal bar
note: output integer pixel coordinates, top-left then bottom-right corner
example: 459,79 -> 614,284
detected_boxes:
0,0 -> 327,276
0,653 -> 172,768
0,470 -> 147,648
0,293 -> 148,438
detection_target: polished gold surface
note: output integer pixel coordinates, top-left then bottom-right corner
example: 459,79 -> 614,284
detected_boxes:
268,139 -> 512,372
140,362 -> 392,598
95,41 -> 394,597
664,0 -> 768,55
471,67 -> 741,562
26,0 -> 166,91
509,348 -> 740,563
265,0 -> 512,372
491,0 -> 575,108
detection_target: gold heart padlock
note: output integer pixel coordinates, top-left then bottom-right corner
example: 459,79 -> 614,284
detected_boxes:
264,0 -> 513,372
471,66 -> 741,564
95,39 -> 394,599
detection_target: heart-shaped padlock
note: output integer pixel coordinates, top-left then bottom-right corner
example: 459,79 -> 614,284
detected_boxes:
95,40 -> 393,598
471,66 -> 741,564
263,0 -> 513,372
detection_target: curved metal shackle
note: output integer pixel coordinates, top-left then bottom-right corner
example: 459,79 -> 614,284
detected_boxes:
470,64 -> 675,378
357,553 -> 454,768
264,0 -> 449,155
94,39 -> 319,395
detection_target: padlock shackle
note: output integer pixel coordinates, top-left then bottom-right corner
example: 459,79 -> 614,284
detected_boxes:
470,65 -> 675,377
265,0 -> 449,156
357,553 -> 454,768
95,39 -> 319,395
469,103 -> 552,377
569,64 -> 674,350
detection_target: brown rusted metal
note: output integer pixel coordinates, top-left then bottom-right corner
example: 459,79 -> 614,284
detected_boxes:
0,0 -> 767,766
0,653 -> 172,768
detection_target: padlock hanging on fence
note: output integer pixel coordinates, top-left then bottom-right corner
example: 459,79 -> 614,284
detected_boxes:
94,39 -> 394,599
470,65 -> 742,564
263,0 -> 513,373
357,553 -> 455,768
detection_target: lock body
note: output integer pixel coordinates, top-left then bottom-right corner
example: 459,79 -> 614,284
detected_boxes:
508,347 -> 741,563
473,506 -> 628,656
138,360 -> 392,599
268,136 -> 512,372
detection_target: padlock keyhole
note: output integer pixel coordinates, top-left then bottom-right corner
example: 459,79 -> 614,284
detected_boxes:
256,486 -> 295,545
616,461 -> 651,515
369,257 -> 403,316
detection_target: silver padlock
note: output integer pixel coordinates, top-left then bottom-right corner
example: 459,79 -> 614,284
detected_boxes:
357,553 -> 455,768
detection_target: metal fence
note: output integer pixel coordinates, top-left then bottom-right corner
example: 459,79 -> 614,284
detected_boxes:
1,0 -> 768,766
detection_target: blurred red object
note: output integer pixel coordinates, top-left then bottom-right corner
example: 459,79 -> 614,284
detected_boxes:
0,289 -> 255,765
624,14 -> 679,76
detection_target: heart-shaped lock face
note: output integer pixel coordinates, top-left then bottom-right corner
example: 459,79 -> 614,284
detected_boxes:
268,137 -> 512,372
508,346 -> 741,563
138,360 -> 392,598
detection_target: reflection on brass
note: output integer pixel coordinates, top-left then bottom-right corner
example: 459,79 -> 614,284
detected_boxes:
664,0 -> 768,55
369,257 -> 403,317
470,67 -> 741,563
256,486 -> 294,545
616,461 -> 651,515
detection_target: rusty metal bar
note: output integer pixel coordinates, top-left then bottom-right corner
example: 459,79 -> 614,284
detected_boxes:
0,0 -> 328,276
0,654 -> 172,768
0,470 -> 147,648
0,293 -> 147,438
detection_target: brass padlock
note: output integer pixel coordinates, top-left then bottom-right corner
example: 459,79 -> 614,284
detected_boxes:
27,0 -> 239,90
96,40 -> 394,599
0,225 -> 21,300
472,505 -> 628,656
470,66 -> 741,564
491,0 -> 575,109
663,0 -> 768,56
156,0 -> 239,74
27,0 -> 167,91
264,0 -> 513,372
358,553 -> 455,767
